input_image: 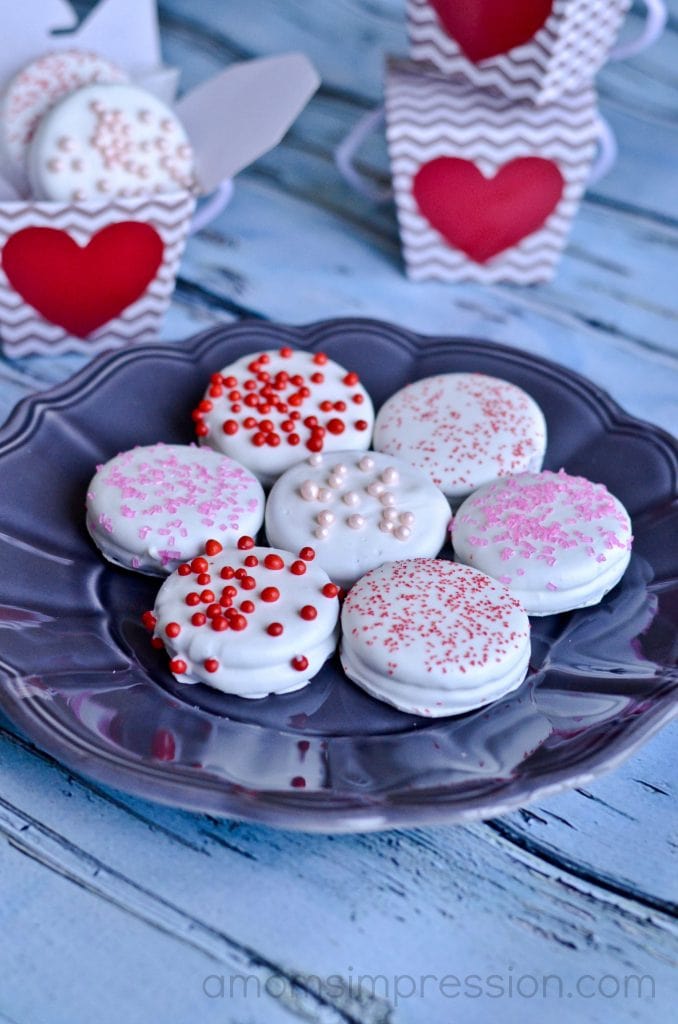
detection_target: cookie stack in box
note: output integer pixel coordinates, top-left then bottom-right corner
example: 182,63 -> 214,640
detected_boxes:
385,0 -> 631,282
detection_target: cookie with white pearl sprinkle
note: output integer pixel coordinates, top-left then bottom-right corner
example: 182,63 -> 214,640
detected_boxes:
28,82 -> 195,201
146,536 -> 341,698
266,450 -> 451,588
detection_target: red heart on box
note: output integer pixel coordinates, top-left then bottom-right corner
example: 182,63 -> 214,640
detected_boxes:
429,0 -> 554,62
2,223 -> 164,338
412,157 -> 564,263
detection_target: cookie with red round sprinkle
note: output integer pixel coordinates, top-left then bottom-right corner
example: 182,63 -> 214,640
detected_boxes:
151,539 -> 340,697
194,349 -> 375,486
341,559 -> 530,717
266,450 -> 450,588
86,443 -> 264,575
452,470 -> 633,615
373,373 -> 546,506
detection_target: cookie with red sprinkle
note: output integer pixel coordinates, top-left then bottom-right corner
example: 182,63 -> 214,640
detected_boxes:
193,348 -> 374,486
341,559 -> 530,717
373,373 -> 546,505
151,537 -> 340,697
86,443 -> 264,575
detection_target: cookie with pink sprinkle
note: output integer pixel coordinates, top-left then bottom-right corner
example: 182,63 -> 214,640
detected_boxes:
373,373 -> 547,505
451,470 -> 633,616
340,559 -> 531,717
146,536 -> 340,697
86,443 -> 264,575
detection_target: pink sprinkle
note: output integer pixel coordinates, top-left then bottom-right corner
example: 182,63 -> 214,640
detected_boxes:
500,547 -> 514,561
499,575 -> 511,585
546,582 -> 558,591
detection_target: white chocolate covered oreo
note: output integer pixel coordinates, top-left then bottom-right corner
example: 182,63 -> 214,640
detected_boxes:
265,450 -> 451,588
147,538 -> 341,697
452,470 -> 633,616
28,82 -> 195,201
194,348 -> 375,486
0,49 -> 128,192
341,559 -> 531,717
373,373 -> 547,505
86,443 -> 264,575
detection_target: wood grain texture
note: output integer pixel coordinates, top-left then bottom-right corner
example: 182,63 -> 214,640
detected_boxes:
0,2 -> 676,1023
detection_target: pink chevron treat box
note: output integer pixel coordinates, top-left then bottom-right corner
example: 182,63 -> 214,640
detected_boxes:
0,0 -> 319,357
406,0 -> 631,104
385,60 -> 599,283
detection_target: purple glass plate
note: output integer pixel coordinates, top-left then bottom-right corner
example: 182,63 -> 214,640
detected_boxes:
0,319 -> 676,832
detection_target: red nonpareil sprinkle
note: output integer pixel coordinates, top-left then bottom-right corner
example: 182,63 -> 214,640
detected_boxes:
196,573 -> 211,585
326,418 -> 345,435
343,372 -> 359,386
185,592 -> 200,606
319,400 -> 333,412
311,372 -> 324,384
267,433 -> 281,446
141,610 -> 156,630
291,775 -> 306,788
267,622 -> 284,636
223,375 -> 237,387
304,415 -> 318,428
264,553 -> 285,570
211,616 -> 228,631
259,353 -> 270,365
220,566 -> 235,579
240,576 -> 257,591
209,385 -> 223,398
280,346 -> 293,358
322,583 -> 340,598
200,589 -> 216,603
355,420 -> 368,431
299,547 -> 315,561
244,394 -> 258,407
222,420 -> 238,435
261,586 -> 280,602
252,432 -> 266,447
219,594 -> 233,608
291,655 -> 309,672
169,658 -> 187,674
195,422 -> 209,437
191,409 -> 204,422
165,622 -> 181,638
222,585 -> 238,598
178,563 -> 192,576
230,614 -> 248,631
243,416 -> 257,429
288,433 -> 300,446
352,394 -> 364,404
206,603 -> 221,618
281,419 -> 294,433
191,556 -> 209,574
235,568 -> 246,580
198,399 -> 213,412
240,600 -> 255,614
204,658 -> 219,673
306,436 -> 323,452
313,352 -> 328,365
290,560 -> 306,576
211,372 -> 225,385
191,612 -> 207,627
238,536 -> 255,550
244,555 -> 259,567
334,401 -> 346,412
300,605 -> 317,620
151,636 -> 164,649
259,419 -> 274,433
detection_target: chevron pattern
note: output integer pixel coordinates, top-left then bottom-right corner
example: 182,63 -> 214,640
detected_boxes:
407,0 -> 631,104
385,63 -> 599,282
0,191 -> 195,358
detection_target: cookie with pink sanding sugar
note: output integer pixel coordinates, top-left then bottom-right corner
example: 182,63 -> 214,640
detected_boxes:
145,537 -> 340,697
340,558 -> 530,717
373,372 -> 547,505
451,470 -> 633,616
86,443 -> 264,575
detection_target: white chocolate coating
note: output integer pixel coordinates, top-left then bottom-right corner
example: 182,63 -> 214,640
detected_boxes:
195,348 -> 375,486
86,444 -> 264,575
0,49 -> 128,193
452,470 -> 633,615
266,450 -> 451,588
373,373 -> 547,504
341,559 -> 531,717
28,82 -> 195,201
152,544 -> 340,697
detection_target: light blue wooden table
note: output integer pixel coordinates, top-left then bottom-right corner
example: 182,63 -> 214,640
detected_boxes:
1,3 -> 676,1022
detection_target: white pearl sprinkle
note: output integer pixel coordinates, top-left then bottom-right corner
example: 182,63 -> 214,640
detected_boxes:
395,525 -> 411,541
379,492 -> 396,507
300,480 -> 319,501
317,487 -> 333,503
379,519 -> 394,533
367,481 -> 384,497
399,511 -> 415,526
342,491 -> 360,506
328,474 -> 344,490
308,454 -> 323,467
317,510 -> 335,526
382,508 -> 398,522
314,526 -> 329,540
347,514 -> 365,530
381,467 -> 399,485
358,456 -> 375,472
332,464 -> 348,476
